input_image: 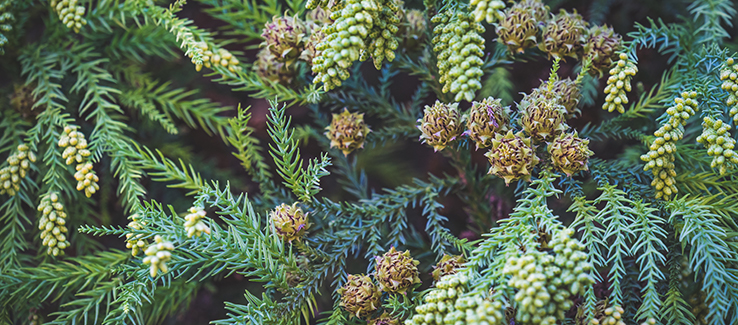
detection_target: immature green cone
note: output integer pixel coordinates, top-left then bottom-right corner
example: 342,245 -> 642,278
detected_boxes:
432,11 -> 485,102
142,235 -> 175,277
696,116 -> 738,175
418,101 -> 463,151
583,25 -> 623,76
431,254 -> 465,281
255,48 -> 295,85
49,0 -> 86,33
184,206 -> 211,238
338,274 -> 382,318
549,132 -> 593,176
374,246 -> 421,294
0,144 -> 36,196
0,0 -> 14,55
469,0 -> 505,23
602,53 -> 638,114
369,312 -> 400,325
519,89 -> 568,142
495,0 -> 548,54
465,97 -> 510,149
540,78 -> 581,117
325,108 -> 371,155
401,9 -> 427,51
261,16 -> 309,65
270,202 -> 309,242
125,214 -> 147,256
37,192 -> 70,256
485,131 -> 539,185
58,126 -> 91,165
538,9 -> 587,60
363,0 -> 402,69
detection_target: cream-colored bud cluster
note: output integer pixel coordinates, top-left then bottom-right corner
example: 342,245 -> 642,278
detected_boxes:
188,41 -> 241,73
0,144 -> 36,196
602,53 -> 637,114
184,206 -> 211,238
125,214 -> 147,256
58,126 -> 99,197
431,11 -> 485,102
696,116 -> 737,175
590,305 -> 625,325
0,0 -> 14,54
142,235 -> 174,277
503,228 -> 593,325
49,0 -> 86,33
640,91 -> 699,200
720,58 -> 738,123
470,0 -> 505,23
37,192 -> 70,256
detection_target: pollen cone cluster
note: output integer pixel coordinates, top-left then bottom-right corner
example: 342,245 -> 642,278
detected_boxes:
696,116 -> 737,175
184,206 -> 211,238
548,132 -> 593,176
720,58 -> 738,124
641,91 -> 699,200
374,247 -> 421,294
0,144 -> 36,196
125,214 -> 148,256
363,0 -> 401,69
590,304 -> 626,325
539,9 -> 587,60
583,25 -> 623,76
485,131 -> 540,185
431,11 -> 485,102
261,16 -> 309,65
58,126 -> 99,197
465,97 -> 510,150
37,192 -> 70,256
470,0 -> 505,23
495,0 -> 548,54
502,228 -> 594,325
431,254 -> 465,282
188,42 -> 241,73
325,108 -> 371,155
143,235 -> 175,277
602,53 -> 637,114
269,202 -> 309,242
49,0 -> 86,33
418,101 -> 463,151
0,0 -> 14,54
338,274 -> 382,318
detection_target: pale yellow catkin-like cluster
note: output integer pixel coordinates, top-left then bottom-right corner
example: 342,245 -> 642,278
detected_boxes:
142,235 -> 174,277
640,91 -> 699,200
188,41 -> 241,73
183,206 -> 211,238
58,126 -> 99,197
602,53 -> 637,114
0,144 -> 36,196
125,214 -> 147,256
696,116 -> 738,175
37,192 -> 70,256
720,58 -> 738,123
589,305 -> 626,325
49,0 -> 86,33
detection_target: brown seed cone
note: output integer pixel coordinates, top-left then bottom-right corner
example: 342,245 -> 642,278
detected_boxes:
539,9 -> 588,60
495,0 -> 548,54
261,15 -> 309,65
548,132 -> 593,176
583,25 -> 623,77
539,78 -> 581,117
519,88 -> 568,142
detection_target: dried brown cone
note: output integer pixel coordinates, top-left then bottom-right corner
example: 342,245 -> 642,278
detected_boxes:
465,97 -> 510,149
325,108 -> 371,156
484,130 -> 540,185
338,274 -> 382,319
431,254 -> 465,281
374,246 -> 421,294
539,9 -> 588,60
495,0 -> 548,54
519,88 -> 568,142
583,25 -> 624,76
548,132 -> 593,176
539,78 -> 581,117
417,100 -> 463,151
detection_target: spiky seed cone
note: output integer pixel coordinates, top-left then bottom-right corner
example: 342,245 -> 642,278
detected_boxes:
583,25 -> 623,76
539,9 -> 587,59
431,254 -> 465,281
269,203 -> 310,242
417,101 -> 463,151
519,90 -> 568,142
261,16 -> 309,65
306,7 -> 333,25
540,78 -> 581,117
495,0 -> 548,54
300,27 -> 326,65
374,247 -> 421,294
369,312 -> 400,325
338,274 -> 382,318
549,132 -> 593,176
255,48 -> 295,85
464,97 -> 510,149
325,108 -> 372,155
485,130 -> 540,185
